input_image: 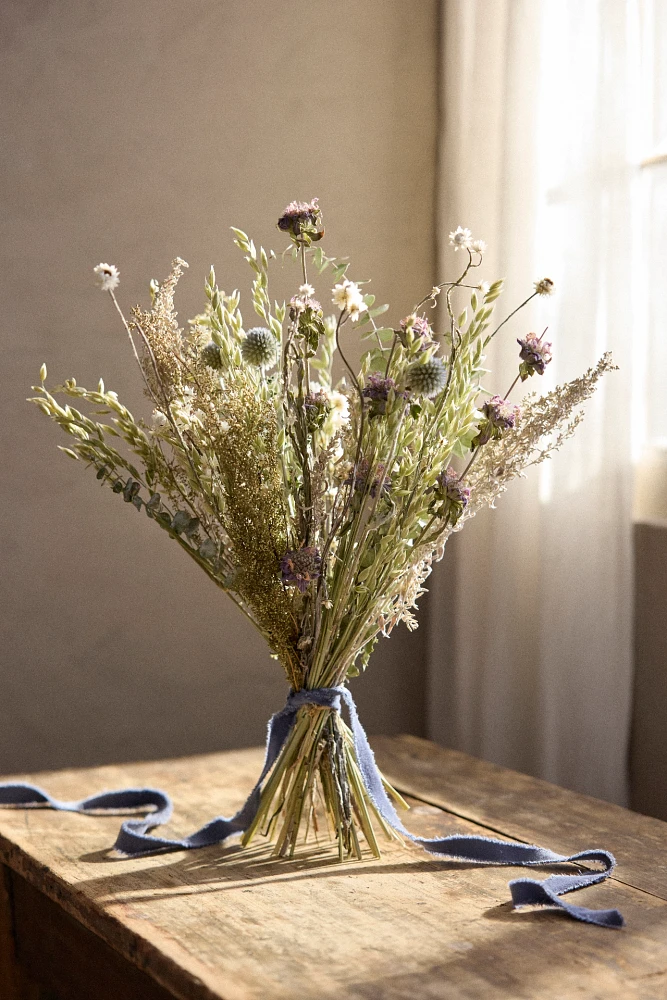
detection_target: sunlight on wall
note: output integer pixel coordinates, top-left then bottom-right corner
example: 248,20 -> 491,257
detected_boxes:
529,0 -> 666,506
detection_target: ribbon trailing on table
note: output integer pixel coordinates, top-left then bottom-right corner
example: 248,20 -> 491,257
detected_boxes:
0,686 -> 623,928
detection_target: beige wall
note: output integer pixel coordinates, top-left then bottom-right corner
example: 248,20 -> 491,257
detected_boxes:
0,1 -> 439,773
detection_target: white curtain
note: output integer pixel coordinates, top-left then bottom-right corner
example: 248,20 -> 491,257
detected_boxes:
427,0 -> 637,804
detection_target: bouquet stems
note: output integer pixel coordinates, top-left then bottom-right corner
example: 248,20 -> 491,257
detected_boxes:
241,704 -> 407,859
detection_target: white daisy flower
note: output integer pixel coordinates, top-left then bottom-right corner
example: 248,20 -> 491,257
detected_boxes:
448,226 -> 473,251
299,283 -> 315,297
471,239 -> 487,254
93,263 -> 120,292
332,278 -> 367,321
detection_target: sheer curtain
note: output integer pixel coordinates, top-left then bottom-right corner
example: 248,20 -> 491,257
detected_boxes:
427,0 -> 637,804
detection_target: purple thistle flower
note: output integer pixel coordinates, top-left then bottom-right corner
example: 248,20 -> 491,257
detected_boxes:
277,198 -> 322,238
436,467 -> 471,507
344,459 -> 392,498
431,466 -> 471,526
517,332 -> 553,379
472,396 -> 521,449
483,395 -> 521,430
280,546 -> 321,593
303,389 -> 330,431
362,372 -> 406,416
399,313 -> 434,350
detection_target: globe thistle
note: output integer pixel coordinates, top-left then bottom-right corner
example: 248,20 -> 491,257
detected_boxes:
277,198 -> 322,240
431,466 -> 471,526
280,546 -> 321,593
472,395 -> 521,448
399,313 -> 434,351
517,332 -> 553,379
200,341 -> 222,370
93,263 -> 120,292
241,327 -> 278,368
534,277 -> 555,296
406,356 -> 447,397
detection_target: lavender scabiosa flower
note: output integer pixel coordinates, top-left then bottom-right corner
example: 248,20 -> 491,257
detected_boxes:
472,395 -> 521,448
518,332 -> 553,380
362,372 -> 405,416
345,459 -> 392,499
93,263 -> 120,292
431,466 -> 471,525
277,198 -> 322,239
280,546 -> 321,593
399,313 -> 434,351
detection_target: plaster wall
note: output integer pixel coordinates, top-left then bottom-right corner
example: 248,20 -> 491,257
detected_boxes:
0,0 -> 438,772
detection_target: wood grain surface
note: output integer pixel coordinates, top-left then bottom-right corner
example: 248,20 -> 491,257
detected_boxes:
0,738 -> 666,999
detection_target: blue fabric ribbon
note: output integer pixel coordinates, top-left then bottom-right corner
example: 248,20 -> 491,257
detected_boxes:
0,686 -> 623,927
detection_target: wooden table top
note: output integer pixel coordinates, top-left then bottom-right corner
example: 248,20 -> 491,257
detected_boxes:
1,734 -> 667,999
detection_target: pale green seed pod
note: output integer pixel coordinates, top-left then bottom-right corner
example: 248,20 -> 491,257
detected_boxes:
406,357 -> 447,398
241,327 -> 277,368
201,341 -> 223,370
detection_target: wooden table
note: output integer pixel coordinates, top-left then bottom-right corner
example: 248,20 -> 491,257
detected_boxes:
1,735 -> 667,999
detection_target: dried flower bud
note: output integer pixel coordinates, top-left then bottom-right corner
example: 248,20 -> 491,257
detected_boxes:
303,389 -> 331,432
472,395 -> 521,448
201,341 -> 223,370
280,546 -> 321,593
517,332 -> 553,380
534,277 -> 555,296
406,357 -> 447,397
277,198 -> 322,241
241,327 -> 278,368
431,466 -> 471,525
399,314 -> 434,351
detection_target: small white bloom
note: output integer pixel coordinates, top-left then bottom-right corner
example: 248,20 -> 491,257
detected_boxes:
332,278 -> 367,321
151,409 -> 168,429
299,283 -> 315,297
448,227 -> 473,251
534,277 -> 555,296
477,280 -> 491,296
471,239 -> 487,254
93,263 -> 120,292
327,389 -> 350,433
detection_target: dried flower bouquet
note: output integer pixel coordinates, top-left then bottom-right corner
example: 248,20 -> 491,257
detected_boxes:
32,201 -> 614,860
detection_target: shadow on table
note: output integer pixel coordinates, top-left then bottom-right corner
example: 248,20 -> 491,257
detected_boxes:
75,840 -> 583,906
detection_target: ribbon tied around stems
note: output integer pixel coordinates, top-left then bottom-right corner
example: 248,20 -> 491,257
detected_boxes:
0,686 -> 623,928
